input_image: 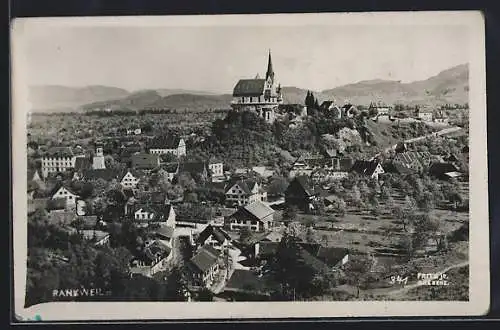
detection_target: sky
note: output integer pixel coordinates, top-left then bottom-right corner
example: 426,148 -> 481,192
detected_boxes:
16,15 -> 470,93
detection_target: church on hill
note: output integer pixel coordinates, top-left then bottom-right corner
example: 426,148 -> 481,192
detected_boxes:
230,50 -> 283,123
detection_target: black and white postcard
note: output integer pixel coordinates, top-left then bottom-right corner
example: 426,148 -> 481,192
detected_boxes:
11,11 -> 489,321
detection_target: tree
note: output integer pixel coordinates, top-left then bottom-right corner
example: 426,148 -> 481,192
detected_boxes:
267,177 -> 289,197
344,256 -> 373,297
239,227 -> 253,242
305,226 -> 318,243
163,266 -> 189,301
196,287 -> 214,301
368,107 -> 378,118
283,205 -> 298,222
351,185 -> 364,208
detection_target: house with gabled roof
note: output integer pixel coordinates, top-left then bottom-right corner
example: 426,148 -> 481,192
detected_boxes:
134,204 -> 176,228
195,224 -> 232,250
392,151 -> 432,171
225,177 -> 266,207
428,162 -> 462,180
341,103 -> 357,118
50,185 -> 81,207
351,160 -> 385,180
226,200 -> 275,232
120,169 -> 144,189
382,162 -> 415,176
130,240 -> 172,277
186,244 -> 222,287
147,134 -> 186,157
285,175 -> 319,213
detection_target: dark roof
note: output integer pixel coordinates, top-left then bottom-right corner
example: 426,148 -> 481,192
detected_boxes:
162,162 -> 179,173
131,153 -> 160,170
148,135 -> 182,149
44,146 -> 74,158
320,101 -> 334,109
74,157 -> 92,171
82,169 -> 120,181
224,269 -> 270,294
135,204 -> 172,221
351,160 -> 382,176
154,225 -> 174,239
123,188 -> 136,199
139,240 -> 171,263
383,162 -> 414,175
189,245 -> 221,273
178,162 -> 208,176
225,178 -> 258,195
341,104 -> 356,112
50,183 -> 79,197
150,191 -> 167,205
315,246 -> 349,267
233,79 -> 266,97
196,225 -> 232,245
429,162 -> 460,176
291,175 -> 315,196
120,168 -> 145,180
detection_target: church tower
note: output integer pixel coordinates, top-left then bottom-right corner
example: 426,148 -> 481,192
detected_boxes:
265,49 -> 275,83
92,143 -> 106,170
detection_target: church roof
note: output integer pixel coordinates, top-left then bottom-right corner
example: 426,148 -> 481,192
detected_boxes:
233,79 -> 266,97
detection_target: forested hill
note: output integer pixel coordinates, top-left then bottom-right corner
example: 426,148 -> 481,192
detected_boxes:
187,110 -> 437,171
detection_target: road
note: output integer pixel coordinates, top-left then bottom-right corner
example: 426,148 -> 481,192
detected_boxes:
372,126 -> 463,159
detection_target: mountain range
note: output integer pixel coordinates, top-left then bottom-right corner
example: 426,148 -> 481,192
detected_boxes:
27,63 -> 468,113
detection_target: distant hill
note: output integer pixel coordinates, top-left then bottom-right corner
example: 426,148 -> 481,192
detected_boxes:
154,89 -> 219,97
319,63 -> 469,106
29,63 -> 468,113
28,85 -> 131,112
81,90 -> 163,111
144,93 -> 233,111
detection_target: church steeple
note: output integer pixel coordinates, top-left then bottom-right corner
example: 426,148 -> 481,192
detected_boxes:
266,49 -> 274,82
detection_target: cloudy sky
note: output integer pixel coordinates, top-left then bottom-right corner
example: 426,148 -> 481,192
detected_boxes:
14,14 -> 470,93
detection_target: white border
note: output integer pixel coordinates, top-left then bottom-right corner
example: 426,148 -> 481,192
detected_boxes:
11,11 -> 489,321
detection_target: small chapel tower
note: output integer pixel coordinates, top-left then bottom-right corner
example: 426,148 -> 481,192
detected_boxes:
92,143 -> 106,170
